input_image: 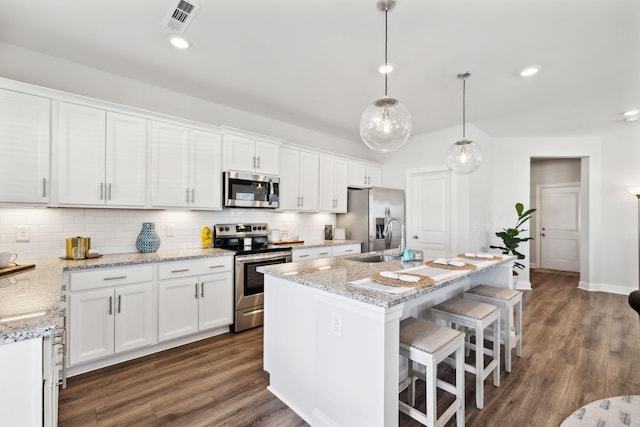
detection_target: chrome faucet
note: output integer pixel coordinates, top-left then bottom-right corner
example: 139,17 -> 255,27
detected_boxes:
383,217 -> 405,254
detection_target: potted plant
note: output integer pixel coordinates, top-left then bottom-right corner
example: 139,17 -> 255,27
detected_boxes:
490,202 -> 537,277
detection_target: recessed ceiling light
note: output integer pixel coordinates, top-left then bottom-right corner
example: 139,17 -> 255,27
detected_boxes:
520,66 -> 540,77
168,35 -> 190,49
378,64 -> 394,74
623,109 -> 639,117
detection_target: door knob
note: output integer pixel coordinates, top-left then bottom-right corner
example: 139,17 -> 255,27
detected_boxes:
412,235 -> 419,239
541,233 -> 546,237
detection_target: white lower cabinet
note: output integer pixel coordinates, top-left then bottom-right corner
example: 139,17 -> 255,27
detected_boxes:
332,243 -> 362,256
158,258 -> 233,342
68,265 -> 155,366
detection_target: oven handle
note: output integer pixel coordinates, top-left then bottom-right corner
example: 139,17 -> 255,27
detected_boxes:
235,251 -> 292,263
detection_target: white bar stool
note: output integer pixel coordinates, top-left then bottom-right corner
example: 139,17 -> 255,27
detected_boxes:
399,317 -> 466,427
431,297 -> 501,409
464,285 -> 523,372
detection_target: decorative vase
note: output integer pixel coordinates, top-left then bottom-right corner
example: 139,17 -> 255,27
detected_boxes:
136,222 -> 161,253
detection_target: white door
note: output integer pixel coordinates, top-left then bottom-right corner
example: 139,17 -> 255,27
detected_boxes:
114,282 -> 155,353
198,273 -> 233,330
0,89 -> 50,204
254,140 -> 280,175
189,129 -> 222,209
56,102 -> 106,205
539,185 -> 580,272
150,121 -> 190,207
69,289 -> 114,365
158,278 -> 199,341
225,134 -> 255,172
279,147 -> 301,210
407,169 -> 453,260
298,151 -> 319,211
105,112 -> 147,206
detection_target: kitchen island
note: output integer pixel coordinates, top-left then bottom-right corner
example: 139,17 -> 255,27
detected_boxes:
258,252 -> 515,427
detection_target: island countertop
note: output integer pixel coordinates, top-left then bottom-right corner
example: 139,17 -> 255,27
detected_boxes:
0,248 -> 234,344
258,252 -> 515,308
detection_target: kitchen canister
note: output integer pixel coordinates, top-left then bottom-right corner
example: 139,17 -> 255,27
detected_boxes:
136,222 -> 161,253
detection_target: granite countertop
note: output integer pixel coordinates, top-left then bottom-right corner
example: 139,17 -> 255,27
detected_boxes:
258,252 -> 515,308
0,248 -> 234,345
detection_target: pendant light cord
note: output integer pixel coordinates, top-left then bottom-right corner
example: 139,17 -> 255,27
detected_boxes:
384,7 -> 388,98
462,77 -> 466,138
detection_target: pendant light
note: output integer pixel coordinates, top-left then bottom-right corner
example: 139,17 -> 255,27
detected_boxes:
360,0 -> 412,153
446,72 -> 483,174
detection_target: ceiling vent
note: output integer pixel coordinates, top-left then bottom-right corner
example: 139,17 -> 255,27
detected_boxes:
163,0 -> 200,34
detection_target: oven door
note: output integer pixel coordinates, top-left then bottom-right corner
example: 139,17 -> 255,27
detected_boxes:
235,251 -> 291,311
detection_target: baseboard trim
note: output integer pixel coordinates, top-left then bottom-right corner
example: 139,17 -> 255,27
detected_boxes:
578,280 -> 634,295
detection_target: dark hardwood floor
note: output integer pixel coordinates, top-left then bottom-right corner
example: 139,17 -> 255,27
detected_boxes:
59,270 -> 640,426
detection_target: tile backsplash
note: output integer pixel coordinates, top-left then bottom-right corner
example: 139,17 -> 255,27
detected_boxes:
0,208 -> 335,261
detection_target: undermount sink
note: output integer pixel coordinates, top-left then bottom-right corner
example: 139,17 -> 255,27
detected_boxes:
345,253 -> 400,263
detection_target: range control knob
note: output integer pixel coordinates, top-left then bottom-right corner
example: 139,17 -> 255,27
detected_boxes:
224,227 -> 229,231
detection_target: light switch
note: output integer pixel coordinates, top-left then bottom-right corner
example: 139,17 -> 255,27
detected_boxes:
16,225 -> 31,242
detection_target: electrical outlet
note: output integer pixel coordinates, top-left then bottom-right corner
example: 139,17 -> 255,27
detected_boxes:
16,225 -> 31,242
331,312 -> 342,337
166,224 -> 175,237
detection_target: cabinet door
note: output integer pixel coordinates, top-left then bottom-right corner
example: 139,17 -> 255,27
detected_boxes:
348,161 -> 368,187
56,102 -> 106,205
189,129 -> 222,209
0,90 -> 50,204
254,140 -> 280,175
226,134 -> 256,172
278,147 -> 301,210
105,112 -> 147,207
367,165 -> 383,187
69,289 -> 114,365
151,121 -> 190,207
333,158 -> 349,212
198,273 -> 233,330
158,277 -> 199,341
114,282 -> 155,353
298,151 -> 319,211
318,157 -> 335,211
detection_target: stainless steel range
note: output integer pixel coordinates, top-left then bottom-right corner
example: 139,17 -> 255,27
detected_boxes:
213,223 -> 292,332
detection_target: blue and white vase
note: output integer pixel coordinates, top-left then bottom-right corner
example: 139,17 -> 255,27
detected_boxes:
136,222 -> 161,253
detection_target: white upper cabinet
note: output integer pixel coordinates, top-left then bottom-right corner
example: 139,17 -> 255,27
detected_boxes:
151,121 -> 222,209
348,161 -> 382,188
279,147 -> 319,212
318,156 -> 348,213
223,133 -> 280,175
56,103 -> 147,207
0,89 -> 50,204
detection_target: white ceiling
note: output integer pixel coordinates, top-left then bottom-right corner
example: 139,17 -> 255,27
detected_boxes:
0,0 -> 638,143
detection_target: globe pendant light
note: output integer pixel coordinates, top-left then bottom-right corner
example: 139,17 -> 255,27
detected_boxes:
446,72 -> 483,174
360,0 -> 412,153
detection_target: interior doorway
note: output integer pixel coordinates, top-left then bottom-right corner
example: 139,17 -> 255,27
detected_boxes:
530,158 -> 582,273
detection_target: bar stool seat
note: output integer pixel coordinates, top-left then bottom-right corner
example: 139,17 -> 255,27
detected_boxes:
399,317 -> 466,427
431,297 -> 501,409
464,285 -> 523,372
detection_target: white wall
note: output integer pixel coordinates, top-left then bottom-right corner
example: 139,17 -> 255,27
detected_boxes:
0,208 -> 335,261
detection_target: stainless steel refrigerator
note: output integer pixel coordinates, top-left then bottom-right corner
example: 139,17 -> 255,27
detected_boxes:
336,187 -> 405,253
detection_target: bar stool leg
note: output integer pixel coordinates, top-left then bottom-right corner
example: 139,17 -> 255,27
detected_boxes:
516,299 -> 523,358
426,356 -> 437,427
455,343 -> 465,427
475,321 -> 485,409
493,318 -> 500,387
504,304 -> 513,372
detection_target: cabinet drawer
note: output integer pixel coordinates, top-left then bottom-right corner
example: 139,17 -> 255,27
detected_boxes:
158,256 -> 233,280
292,247 -> 333,262
332,244 -> 361,256
69,265 -> 153,292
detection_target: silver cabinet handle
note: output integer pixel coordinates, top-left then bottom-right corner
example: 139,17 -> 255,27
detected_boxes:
300,196 -> 304,207
104,276 -> 127,281
319,252 -> 329,256
108,296 -> 113,315
209,265 -> 225,269
195,283 -> 198,299
191,189 -> 195,203
256,156 -> 261,169
42,178 -> 47,197
108,183 -> 112,200
185,188 -> 189,203
299,254 -> 309,258
296,196 -> 300,207
201,282 -> 204,298
252,156 -> 256,169
100,182 -> 104,200
117,294 -> 122,313
171,269 -> 190,273
412,235 -> 419,239
344,249 -> 354,253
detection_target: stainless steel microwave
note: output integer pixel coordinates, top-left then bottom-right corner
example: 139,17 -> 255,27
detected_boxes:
223,171 -> 280,208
